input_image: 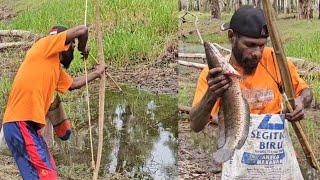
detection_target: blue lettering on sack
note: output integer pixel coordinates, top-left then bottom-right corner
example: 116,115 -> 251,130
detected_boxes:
258,115 -> 285,130
241,152 -> 285,165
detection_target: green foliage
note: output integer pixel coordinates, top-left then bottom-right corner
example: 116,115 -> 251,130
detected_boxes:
285,32 -> 320,63
1,0 -> 178,72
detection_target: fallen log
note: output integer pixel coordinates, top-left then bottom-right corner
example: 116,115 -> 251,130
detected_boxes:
212,43 -> 231,53
0,30 -> 37,38
178,60 -> 206,69
0,41 -> 33,50
178,52 -> 206,59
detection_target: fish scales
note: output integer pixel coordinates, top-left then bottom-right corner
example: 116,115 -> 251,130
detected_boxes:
203,42 -> 250,163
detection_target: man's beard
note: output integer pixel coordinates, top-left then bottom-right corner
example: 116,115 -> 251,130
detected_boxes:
60,50 -> 74,69
232,42 -> 260,75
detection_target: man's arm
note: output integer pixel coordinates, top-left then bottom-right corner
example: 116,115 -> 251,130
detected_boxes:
190,68 -> 231,132
299,88 -> 313,108
65,25 -> 88,53
69,64 -> 105,91
190,91 -> 218,132
285,88 -> 313,122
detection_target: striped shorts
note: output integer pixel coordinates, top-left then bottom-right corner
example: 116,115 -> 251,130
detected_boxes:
3,121 -> 57,180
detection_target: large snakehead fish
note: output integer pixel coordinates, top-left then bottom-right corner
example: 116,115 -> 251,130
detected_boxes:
204,42 -> 250,163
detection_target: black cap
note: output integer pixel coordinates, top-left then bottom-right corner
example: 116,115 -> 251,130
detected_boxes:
49,25 -> 68,35
221,5 -> 269,38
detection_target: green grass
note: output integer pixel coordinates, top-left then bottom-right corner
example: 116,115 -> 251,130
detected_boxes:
178,82 -> 195,107
285,33 -> 320,63
0,0 -> 178,73
0,77 -> 12,124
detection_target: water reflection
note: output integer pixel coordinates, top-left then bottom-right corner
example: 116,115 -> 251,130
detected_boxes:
55,87 -> 178,179
144,124 -> 176,180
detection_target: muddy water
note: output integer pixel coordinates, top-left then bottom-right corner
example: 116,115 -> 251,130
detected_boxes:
53,86 -> 178,179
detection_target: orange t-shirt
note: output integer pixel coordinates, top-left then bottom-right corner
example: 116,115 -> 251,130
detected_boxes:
3,31 -> 73,125
192,47 -> 308,116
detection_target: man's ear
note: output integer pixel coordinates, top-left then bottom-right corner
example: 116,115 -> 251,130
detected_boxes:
228,29 -> 236,44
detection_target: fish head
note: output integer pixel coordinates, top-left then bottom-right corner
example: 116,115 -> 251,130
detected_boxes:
204,42 -> 240,78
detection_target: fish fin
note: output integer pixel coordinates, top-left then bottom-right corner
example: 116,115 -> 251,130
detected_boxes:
213,147 -> 235,163
217,108 -> 226,149
236,98 -> 250,149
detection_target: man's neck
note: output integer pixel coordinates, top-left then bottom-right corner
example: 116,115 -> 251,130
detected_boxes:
229,53 -> 244,75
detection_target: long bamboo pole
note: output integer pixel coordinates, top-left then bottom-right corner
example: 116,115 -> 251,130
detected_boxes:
262,0 -> 319,170
92,0 -> 106,179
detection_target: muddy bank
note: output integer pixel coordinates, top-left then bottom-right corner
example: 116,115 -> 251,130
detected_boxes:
178,119 -> 222,180
107,39 -> 178,95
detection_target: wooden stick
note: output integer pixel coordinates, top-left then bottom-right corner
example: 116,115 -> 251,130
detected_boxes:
178,60 -> 206,69
262,0 -> 320,170
92,0 -> 106,178
89,53 -> 122,91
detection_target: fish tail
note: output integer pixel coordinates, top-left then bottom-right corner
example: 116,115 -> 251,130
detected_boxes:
213,147 -> 235,163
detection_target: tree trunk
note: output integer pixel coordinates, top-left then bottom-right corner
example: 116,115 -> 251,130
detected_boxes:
235,0 -> 242,10
210,0 -> 221,19
288,0 -> 292,13
284,0 -> 288,13
179,0 -> 189,11
257,0 -> 262,8
299,0 -> 313,19
273,0 -> 279,15
253,0 -> 257,7
199,0 -> 205,12
318,0 -> 320,19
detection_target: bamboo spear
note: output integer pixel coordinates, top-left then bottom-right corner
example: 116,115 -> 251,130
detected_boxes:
262,0 -> 319,170
92,0 -> 106,179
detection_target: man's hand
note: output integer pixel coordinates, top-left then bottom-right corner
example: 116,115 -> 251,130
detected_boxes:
69,64 -> 106,91
190,67 -> 231,132
93,64 -> 106,77
207,67 -> 232,99
285,97 -> 305,122
81,45 -> 90,59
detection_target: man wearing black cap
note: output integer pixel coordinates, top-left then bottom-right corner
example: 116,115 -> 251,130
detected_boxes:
2,25 -> 105,179
190,5 -> 312,179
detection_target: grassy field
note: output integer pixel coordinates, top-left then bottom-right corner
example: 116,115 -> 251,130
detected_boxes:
0,0 -> 178,74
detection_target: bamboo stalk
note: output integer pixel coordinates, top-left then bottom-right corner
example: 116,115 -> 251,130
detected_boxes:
262,0 -> 320,170
92,0 -> 106,179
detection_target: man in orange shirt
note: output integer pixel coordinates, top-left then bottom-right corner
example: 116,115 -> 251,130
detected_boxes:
2,25 -> 105,179
190,6 -> 312,179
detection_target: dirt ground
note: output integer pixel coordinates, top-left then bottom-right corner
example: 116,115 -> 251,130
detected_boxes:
108,40 -> 178,94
